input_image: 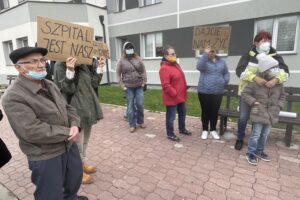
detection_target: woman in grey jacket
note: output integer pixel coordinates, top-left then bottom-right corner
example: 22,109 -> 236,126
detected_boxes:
196,47 -> 230,140
116,42 -> 147,133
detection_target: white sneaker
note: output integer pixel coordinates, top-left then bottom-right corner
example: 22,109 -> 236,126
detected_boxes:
201,131 -> 208,140
210,131 -> 220,140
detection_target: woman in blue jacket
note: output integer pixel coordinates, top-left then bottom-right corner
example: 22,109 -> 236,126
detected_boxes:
197,47 -> 230,140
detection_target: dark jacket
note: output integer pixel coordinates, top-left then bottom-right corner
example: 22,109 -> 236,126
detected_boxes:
54,62 -> 103,128
242,82 -> 285,125
236,46 -> 289,78
159,60 -> 187,106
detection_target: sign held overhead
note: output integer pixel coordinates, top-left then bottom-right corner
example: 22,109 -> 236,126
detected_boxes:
192,26 -> 232,52
37,16 -> 94,65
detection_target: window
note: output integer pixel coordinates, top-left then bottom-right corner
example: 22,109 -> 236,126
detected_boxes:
144,0 -> 161,6
16,37 -> 28,48
3,40 -> 13,65
95,36 -> 103,42
114,0 -> 126,12
142,32 -> 163,58
0,0 -> 9,10
255,15 -> 298,53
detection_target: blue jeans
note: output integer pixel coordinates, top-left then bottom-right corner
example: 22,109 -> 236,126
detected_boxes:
126,87 -> 144,128
247,122 -> 271,155
28,144 -> 82,200
237,97 -> 251,140
166,103 -> 186,136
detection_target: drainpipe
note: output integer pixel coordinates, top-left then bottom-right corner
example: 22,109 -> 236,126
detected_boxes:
99,15 -> 110,85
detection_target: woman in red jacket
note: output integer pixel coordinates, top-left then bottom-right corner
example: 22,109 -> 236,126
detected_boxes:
159,45 -> 191,142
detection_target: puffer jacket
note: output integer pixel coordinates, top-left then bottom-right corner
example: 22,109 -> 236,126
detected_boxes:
159,60 -> 187,106
242,82 -> 285,125
196,53 -> 230,94
116,56 -> 147,88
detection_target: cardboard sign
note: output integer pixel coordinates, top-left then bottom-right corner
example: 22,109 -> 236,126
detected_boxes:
192,26 -> 231,52
37,16 -> 94,65
92,41 -> 110,59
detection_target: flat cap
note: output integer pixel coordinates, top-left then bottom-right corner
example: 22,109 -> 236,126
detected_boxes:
9,47 -> 48,64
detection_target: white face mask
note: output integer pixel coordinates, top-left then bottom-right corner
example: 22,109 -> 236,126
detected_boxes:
125,48 -> 134,55
259,42 -> 271,53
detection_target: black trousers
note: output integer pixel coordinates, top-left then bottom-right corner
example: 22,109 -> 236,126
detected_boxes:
198,93 -> 223,131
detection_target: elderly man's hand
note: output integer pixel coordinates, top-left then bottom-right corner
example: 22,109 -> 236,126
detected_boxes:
265,78 -> 278,88
66,57 -> 77,71
68,126 -> 79,142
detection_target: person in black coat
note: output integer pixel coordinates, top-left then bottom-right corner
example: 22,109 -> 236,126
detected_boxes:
0,109 -> 12,168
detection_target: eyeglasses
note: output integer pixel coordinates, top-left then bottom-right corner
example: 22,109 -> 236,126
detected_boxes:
17,58 -> 48,66
167,53 -> 176,56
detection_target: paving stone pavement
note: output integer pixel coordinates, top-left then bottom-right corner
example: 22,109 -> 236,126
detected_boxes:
1,104 -> 300,200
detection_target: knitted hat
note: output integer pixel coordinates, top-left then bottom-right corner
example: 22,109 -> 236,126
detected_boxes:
123,42 -> 134,50
257,53 -> 279,72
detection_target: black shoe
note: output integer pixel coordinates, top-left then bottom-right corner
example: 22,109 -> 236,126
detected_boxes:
234,140 -> 243,150
246,153 -> 258,166
255,152 -> 271,162
78,196 -> 88,200
179,129 -> 192,136
167,135 -> 180,142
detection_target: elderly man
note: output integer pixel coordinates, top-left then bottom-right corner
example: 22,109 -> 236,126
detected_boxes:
2,47 -> 87,200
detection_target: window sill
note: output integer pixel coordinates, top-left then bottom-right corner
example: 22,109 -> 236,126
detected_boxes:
143,57 -> 162,60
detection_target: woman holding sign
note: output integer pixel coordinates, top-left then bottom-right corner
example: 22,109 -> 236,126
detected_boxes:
196,47 -> 230,140
54,56 -> 106,184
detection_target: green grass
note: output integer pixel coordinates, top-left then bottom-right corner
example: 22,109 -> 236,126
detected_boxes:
98,85 -> 300,132
99,85 -> 200,116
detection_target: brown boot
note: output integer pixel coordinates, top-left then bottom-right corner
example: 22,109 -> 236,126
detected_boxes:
139,123 -> 146,128
129,127 -> 136,133
82,172 -> 93,184
83,163 -> 96,174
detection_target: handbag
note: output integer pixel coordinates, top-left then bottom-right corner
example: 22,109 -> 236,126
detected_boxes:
0,138 -> 12,168
143,84 -> 147,91
128,60 -> 147,91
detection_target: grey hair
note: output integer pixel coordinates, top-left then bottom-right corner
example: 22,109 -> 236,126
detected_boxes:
162,45 -> 174,56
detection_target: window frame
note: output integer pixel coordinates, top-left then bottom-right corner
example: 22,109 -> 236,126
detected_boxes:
139,0 -> 161,7
0,0 -> 10,10
141,32 -> 163,59
3,40 -> 14,66
16,37 -> 28,48
254,15 -> 299,54
114,0 -> 126,12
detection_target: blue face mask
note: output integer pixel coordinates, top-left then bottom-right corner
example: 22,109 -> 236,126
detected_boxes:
27,70 -> 47,80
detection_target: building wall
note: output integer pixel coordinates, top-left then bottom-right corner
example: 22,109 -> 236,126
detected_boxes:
0,0 -> 108,84
107,0 -> 300,87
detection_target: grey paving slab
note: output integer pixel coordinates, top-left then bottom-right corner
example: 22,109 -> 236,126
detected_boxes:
0,104 -> 300,200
